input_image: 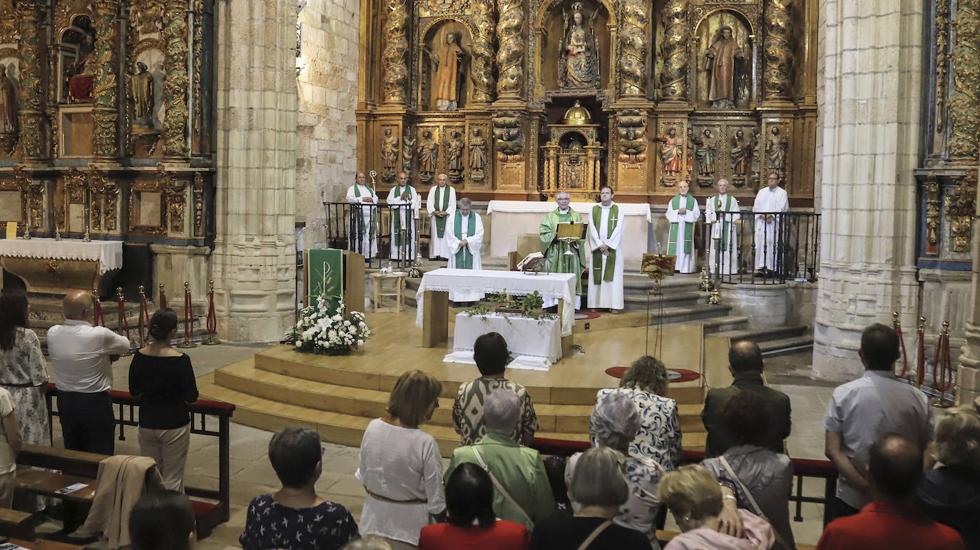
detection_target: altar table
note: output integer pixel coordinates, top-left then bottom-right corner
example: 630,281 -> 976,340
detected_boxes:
415,268 -> 576,348
0,238 -> 123,295
445,312 -> 562,371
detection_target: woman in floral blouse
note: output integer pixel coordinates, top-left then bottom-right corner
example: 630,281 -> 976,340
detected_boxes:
0,291 -> 50,449
240,427 -> 359,550
597,355 -> 682,471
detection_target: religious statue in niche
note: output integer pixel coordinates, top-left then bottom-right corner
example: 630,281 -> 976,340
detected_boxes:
692,129 -> 718,187
130,62 -> 155,127
418,130 -> 438,183
705,26 -> 745,109
559,2 -> 600,89
427,32 -> 466,111
766,126 -> 788,179
68,29 -> 98,103
0,65 -> 17,153
447,130 -> 464,183
402,130 -> 416,171
380,128 -> 400,182
469,128 -> 487,182
730,129 -> 750,187
654,126 -> 682,187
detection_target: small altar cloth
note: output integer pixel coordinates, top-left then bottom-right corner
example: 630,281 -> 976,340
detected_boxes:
0,238 -> 123,274
416,268 -> 576,337
445,312 -> 561,371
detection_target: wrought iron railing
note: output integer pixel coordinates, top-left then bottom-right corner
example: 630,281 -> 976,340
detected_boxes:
706,210 -> 821,285
322,202 -> 419,268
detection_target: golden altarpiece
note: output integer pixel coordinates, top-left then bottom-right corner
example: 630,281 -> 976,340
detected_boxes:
0,0 -> 215,298
357,0 -> 817,205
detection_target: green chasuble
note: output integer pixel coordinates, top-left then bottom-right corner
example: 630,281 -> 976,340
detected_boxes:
352,184 -> 375,237
453,211 -> 477,269
391,185 -> 409,246
713,194 -> 734,251
668,194 -> 696,255
591,204 -> 618,285
540,208 -> 587,295
433,185 -> 451,237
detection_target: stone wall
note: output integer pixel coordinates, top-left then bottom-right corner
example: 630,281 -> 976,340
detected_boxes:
812,0 -> 924,380
296,0 -> 360,248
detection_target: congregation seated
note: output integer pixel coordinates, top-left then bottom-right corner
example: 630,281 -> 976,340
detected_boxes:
568,391 -> 663,547
824,323 -> 933,519
701,390 -> 794,549
533,447 -> 650,549
240,427 -> 359,550
453,332 -> 539,446
658,465 -> 774,550
128,309 -> 200,492
420,463 -> 529,550
358,370 -> 446,548
916,406 -> 980,548
445,390 -> 555,530
129,489 -> 196,550
702,340 -> 790,458
816,434 -> 965,549
600,355 -> 681,470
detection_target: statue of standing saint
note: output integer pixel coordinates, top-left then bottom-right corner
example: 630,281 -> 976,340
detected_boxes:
418,130 -> 438,183
447,130 -> 464,183
469,128 -> 487,182
380,128 -> 399,182
130,62 -> 154,127
430,32 -> 465,111
559,2 -> 600,89
705,26 -> 744,109
0,66 -> 17,134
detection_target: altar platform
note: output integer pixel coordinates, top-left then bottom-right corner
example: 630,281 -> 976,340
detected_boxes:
198,309 -> 732,457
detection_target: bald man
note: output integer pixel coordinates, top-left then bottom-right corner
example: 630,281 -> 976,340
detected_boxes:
345,171 -> 378,258
47,290 -> 131,454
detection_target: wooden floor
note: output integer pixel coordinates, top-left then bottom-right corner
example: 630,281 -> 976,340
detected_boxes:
199,310 -> 728,456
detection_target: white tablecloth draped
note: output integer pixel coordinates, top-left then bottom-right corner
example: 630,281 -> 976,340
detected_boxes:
486,200 -> 653,222
0,238 -> 123,274
445,312 -> 561,371
415,268 -> 577,336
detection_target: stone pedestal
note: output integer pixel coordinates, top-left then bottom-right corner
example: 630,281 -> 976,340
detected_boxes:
150,244 -> 210,305
811,0 -> 924,381
726,284 -> 789,329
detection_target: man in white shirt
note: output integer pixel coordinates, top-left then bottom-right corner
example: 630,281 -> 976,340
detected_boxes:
587,185 -> 625,311
345,171 -> 378,259
47,290 -> 131,454
753,173 -> 789,274
426,174 -> 457,260
823,323 -> 933,520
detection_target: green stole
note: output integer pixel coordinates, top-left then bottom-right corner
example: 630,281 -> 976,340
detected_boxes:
591,204 -> 618,285
714,194 -> 733,251
392,185 -> 409,245
352,184 -> 374,236
452,212 -> 477,269
668,194 -> 695,255
433,186 -> 450,237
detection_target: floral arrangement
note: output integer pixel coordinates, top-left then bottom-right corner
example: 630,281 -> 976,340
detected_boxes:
285,297 -> 371,355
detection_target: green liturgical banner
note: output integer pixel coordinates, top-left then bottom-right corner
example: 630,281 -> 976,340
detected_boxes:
306,249 -> 345,313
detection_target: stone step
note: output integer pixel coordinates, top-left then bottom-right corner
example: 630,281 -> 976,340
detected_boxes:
758,335 -> 815,358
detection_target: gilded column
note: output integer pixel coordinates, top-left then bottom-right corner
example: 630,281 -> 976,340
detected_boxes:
164,0 -> 190,157
949,0 -> 979,161
16,3 -> 44,160
763,0 -> 792,101
496,0 -> 525,99
618,0 -> 648,97
659,0 -> 688,100
381,0 -> 409,104
92,0 -> 120,159
470,0 -> 496,103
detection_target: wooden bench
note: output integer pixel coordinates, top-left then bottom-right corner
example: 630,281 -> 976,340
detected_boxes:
0,507 -> 36,541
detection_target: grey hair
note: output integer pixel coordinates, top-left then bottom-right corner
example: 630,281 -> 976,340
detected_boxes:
570,447 -> 629,508
484,390 -> 521,436
590,391 -> 641,450
459,197 -> 472,208
556,191 -> 571,200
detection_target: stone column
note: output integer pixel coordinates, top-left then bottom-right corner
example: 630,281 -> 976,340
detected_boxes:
659,0 -> 688,101
16,3 -> 44,160
381,0 -> 409,105
812,0 -> 924,380
92,0 -> 120,160
211,0 -> 298,342
164,0 -> 190,158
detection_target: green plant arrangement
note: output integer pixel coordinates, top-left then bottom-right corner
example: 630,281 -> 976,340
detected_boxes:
462,291 -> 556,322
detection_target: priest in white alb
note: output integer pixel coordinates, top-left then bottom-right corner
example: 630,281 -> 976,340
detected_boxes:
665,180 -> 701,273
385,171 -> 419,260
445,197 -> 484,302
753,172 -> 789,274
426,173 -> 456,260
345,171 -> 378,258
587,185 -> 625,311
704,178 -> 740,275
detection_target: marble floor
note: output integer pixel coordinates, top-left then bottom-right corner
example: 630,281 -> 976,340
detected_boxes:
46,343 -> 836,548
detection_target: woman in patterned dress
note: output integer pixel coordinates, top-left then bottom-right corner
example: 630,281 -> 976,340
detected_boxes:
597,356 -> 682,471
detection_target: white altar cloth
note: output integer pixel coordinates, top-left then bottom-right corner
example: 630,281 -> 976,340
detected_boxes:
486,200 -> 651,263
444,312 -> 561,371
415,268 -> 577,336
0,238 -> 123,274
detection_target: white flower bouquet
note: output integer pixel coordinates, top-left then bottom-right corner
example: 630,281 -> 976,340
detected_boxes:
285,297 -> 372,355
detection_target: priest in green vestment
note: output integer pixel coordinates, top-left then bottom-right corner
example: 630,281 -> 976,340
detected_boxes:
385,171 -> 420,260
426,173 -> 457,260
446,198 -> 485,302
540,191 -> 587,300
665,180 -> 701,273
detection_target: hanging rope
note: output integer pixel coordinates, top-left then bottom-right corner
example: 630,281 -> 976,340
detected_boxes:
893,312 -> 909,378
92,289 -> 103,327
116,287 -> 130,342
916,316 -> 927,387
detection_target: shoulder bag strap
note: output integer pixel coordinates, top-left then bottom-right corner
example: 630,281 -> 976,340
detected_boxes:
718,456 -> 790,550
576,519 -> 613,550
471,446 -> 533,526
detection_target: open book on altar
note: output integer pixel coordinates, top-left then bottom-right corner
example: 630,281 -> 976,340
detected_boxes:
556,223 -> 587,240
517,252 -> 545,271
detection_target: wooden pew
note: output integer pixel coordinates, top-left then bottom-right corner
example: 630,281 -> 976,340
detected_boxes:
0,507 -> 36,541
